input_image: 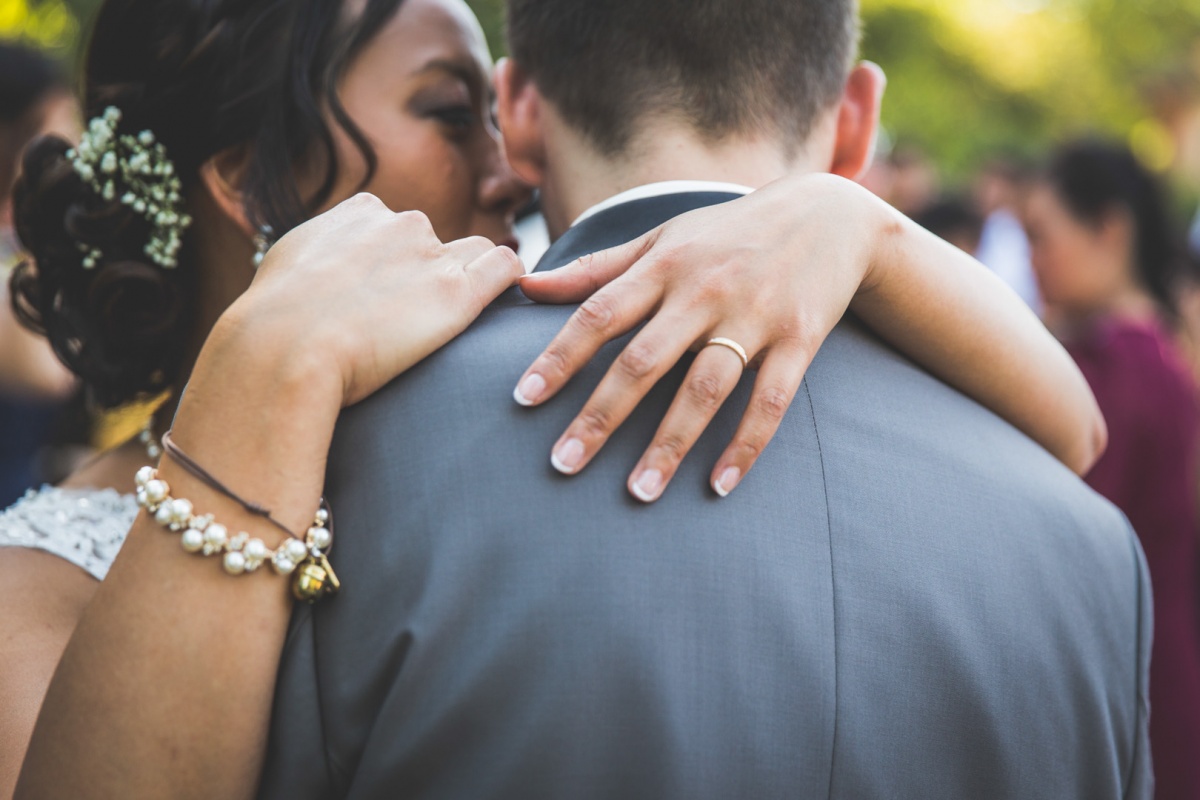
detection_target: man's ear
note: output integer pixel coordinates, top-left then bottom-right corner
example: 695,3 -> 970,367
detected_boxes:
829,62 -> 886,182
495,57 -> 547,189
198,144 -> 256,239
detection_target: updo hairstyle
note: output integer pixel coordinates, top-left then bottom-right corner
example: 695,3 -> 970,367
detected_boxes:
11,0 -> 404,409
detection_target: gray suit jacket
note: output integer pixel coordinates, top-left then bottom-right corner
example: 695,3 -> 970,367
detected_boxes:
260,192 -> 1152,799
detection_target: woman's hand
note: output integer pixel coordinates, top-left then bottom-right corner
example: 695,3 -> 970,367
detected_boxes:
516,174 -> 877,502
515,173 -> 1104,502
226,192 -> 524,410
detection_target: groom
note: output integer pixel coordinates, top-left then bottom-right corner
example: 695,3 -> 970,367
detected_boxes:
261,0 -> 1151,797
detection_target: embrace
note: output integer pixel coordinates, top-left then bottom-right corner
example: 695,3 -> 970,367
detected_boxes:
0,0 -> 1150,798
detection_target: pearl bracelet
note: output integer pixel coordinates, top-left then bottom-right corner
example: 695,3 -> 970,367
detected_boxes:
135,466 -> 339,602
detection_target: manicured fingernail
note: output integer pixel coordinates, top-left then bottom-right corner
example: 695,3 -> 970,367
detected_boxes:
631,469 -> 664,503
714,466 -> 742,498
551,438 -> 586,474
514,373 -> 546,406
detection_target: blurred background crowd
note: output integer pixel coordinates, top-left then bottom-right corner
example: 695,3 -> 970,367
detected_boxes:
3,0 -> 1200,787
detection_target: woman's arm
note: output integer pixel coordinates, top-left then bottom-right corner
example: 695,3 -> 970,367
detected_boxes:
0,551 -> 97,799
516,172 -> 1104,501
14,195 -> 523,799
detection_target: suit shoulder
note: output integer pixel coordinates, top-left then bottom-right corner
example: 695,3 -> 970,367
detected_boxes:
806,319 -> 1136,564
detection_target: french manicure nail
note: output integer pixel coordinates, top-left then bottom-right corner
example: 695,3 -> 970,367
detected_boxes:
514,373 -> 547,406
631,469 -> 664,503
714,466 -> 742,498
551,438 -> 586,474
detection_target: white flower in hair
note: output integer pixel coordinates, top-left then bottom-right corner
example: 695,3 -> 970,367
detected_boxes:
65,106 -> 193,269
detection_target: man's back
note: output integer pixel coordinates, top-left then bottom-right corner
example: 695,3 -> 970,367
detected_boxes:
260,194 -> 1150,800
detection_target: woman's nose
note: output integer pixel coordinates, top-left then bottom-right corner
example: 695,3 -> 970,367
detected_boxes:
481,163 -> 532,219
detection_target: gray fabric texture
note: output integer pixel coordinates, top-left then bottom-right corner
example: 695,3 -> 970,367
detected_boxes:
260,192 -> 1152,800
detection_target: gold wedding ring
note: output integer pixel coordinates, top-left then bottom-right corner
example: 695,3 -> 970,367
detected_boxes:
705,337 -> 749,369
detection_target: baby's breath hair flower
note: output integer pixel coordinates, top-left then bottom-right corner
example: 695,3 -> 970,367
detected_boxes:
66,106 -> 193,269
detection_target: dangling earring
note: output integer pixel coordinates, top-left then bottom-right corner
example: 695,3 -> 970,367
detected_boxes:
251,224 -> 275,268
139,417 -> 162,460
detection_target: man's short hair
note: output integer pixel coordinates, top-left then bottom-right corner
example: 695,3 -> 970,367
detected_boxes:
506,0 -> 859,156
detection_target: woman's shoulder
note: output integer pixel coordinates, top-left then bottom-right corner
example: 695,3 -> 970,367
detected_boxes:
0,485 -> 138,581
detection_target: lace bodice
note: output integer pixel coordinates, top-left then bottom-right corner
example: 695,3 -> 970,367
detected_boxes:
0,486 -> 138,580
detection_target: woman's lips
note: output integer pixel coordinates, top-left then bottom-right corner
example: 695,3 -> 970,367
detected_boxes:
500,237 -> 520,254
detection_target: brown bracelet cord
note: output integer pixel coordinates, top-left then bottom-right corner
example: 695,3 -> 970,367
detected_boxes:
160,429 -> 338,601
160,429 -> 329,544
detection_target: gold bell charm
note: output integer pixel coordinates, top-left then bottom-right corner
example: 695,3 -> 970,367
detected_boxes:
291,553 -> 341,603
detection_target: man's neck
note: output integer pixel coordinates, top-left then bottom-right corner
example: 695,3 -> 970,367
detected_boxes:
537,114 -> 813,239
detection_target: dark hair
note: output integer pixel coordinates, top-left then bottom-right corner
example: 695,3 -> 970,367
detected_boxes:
1045,139 -> 1183,316
914,194 -> 984,252
506,0 -> 858,157
0,42 -> 67,197
10,0 -> 404,409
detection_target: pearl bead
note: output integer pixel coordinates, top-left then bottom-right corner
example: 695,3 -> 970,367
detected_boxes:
244,538 -> 267,561
136,466 -> 155,486
223,551 -> 246,575
307,527 -> 332,550
154,504 -> 174,526
203,523 -> 228,548
315,508 -> 329,525
136,489 -> 148,507
172,498 -> 193,523
181,529 -> 204,553
272,554 -> 297,575
144,480 -> 168,504
284,539 -> 308,563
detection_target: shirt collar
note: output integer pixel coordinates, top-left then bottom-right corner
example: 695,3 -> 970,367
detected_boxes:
571,180 -> 754,228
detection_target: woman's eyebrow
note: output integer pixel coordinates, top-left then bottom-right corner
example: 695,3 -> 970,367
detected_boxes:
413,58 -> 481,89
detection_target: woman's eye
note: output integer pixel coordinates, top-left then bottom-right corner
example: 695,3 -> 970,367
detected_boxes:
432,106 -> 476,131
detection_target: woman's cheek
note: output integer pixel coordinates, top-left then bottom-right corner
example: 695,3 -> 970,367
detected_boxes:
420,144 -> 477,240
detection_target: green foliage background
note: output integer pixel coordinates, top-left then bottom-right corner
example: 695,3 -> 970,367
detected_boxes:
5,0 -> 1199,180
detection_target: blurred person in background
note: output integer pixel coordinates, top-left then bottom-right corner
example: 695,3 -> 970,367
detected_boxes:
913,193 -> 984,255
0,42 -> 78,507
976,157 -> 1042,313
884,143 -> 939,216
1025,138 -> 1200,800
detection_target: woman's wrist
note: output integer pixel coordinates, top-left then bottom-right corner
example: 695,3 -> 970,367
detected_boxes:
847,178 -> 906,298
169,308 -> 344,533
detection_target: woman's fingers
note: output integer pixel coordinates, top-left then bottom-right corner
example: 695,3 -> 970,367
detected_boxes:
518,228 -> 660,304
513,278 -> 663,407
709,343 -> 812,498
625,341 -> 749,503
548,313 -> 705,476
462,244 -> 524,314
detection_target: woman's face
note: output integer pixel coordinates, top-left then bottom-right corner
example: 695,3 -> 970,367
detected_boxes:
311,0 -> 529,247
1024,183 -> 1130,313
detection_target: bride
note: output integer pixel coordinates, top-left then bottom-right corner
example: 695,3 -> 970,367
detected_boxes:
3,0 -> 1101,795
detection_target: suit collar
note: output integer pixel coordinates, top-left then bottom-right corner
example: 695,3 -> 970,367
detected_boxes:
571,181 -> 754,227
533,191 -> 746,273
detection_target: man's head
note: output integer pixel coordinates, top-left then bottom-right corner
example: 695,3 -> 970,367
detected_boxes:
496,0 -> 881,233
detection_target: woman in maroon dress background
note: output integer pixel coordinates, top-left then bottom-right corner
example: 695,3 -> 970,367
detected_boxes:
1026,140 -> 1200,799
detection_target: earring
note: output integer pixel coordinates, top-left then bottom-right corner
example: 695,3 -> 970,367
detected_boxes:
252,224 -> 275,268
139,417 -> 162,460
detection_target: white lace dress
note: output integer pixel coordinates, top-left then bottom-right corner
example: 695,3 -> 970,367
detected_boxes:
0,487 -> 138,580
